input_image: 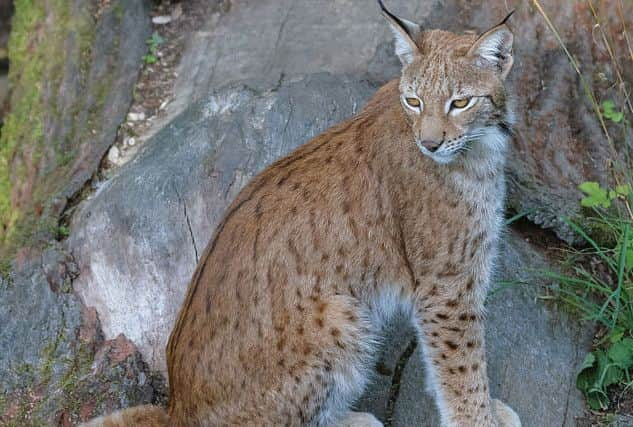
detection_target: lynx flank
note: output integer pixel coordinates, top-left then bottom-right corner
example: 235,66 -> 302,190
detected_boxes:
84,2 -> 522,426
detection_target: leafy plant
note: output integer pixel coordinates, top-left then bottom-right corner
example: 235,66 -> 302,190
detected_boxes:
543,183 -> 633,410
45,223 -> 70,240
577,337 -> 633,410
143,31 -> 164,65
579,182 -> 631,209
56,225 -> 70,240
601,100 -> 624,124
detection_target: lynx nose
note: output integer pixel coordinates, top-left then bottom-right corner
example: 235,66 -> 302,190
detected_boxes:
419,140 -> 441,153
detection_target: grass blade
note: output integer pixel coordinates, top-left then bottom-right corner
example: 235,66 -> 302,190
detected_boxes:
564,218 -> 618,272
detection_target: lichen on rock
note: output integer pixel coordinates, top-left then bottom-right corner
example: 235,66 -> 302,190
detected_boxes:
0,251 -> 166,426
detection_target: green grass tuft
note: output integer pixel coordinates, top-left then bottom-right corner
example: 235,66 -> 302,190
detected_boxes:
543,189 -> 633,410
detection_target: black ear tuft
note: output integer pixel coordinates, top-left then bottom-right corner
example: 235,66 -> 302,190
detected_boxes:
497,9 -> 517,26
378,0 -> 413,38
475,10 -> 515,43
499,10 -> 515,26
378,0 -> 422,65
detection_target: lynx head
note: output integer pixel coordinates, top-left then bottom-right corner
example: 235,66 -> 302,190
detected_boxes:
379,1 -> 515,165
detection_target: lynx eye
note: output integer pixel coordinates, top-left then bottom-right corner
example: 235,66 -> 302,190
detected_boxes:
405,97 -> 421,108
451,98 -> 470,109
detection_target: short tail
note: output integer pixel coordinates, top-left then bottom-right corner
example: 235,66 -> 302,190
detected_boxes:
79,405 -> 169,427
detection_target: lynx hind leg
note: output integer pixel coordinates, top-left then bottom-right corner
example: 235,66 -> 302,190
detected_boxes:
492,399 -> 521,427
329,411 -> 383,427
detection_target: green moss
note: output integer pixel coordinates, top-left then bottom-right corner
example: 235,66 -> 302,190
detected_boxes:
0,0 -> 101,258
0,258 -> 11,283
0,393 -> 6,417
0,0 -> 45,251
56,344 -> 100,420
0,321 -> 76,425
113,2 -> 125,20
39,330 -> 64,385
0,362 -> 45,427
0,0 -> 57,254
0,392 -> 48,427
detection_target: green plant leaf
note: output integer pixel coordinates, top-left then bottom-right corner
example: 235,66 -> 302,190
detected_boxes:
577,352 -> 597,394
615,245 -> 633,271
586,390 -> 610,410
597,350 -> 623,387
609,327 -> 625,343
579,181 -> 602,195
603,365 -> 623,387
601,100 -> 625,123
147,32 -> 165,53
579,182 -> 611,208
577,351 -> 613,410
150,32 -> 165,45
57,225 -> 70,239
616,224 -> 633,271
608,338 -> 633,368
580,352 -> 596,371
611,111 -> 624,123
143,54 -> 157,64
602,100 -> 615,113
615,185 -> 632,197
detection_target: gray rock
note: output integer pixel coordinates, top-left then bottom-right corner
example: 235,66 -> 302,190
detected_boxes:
50,0 -> 153,212
356,233 -> 593,426
0,2 -> 168,423
614,415 -> 633,427
0,248 -> 166,425
0,247 -> 81,394
70,73 -> 377,371
143,0 -> 424,141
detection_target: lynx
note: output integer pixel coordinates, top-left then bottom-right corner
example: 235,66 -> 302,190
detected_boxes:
84,1 -> 521,426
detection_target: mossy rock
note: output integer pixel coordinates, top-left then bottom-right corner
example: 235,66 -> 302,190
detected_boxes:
0,247 -> 166,426
0,0 -> 151,258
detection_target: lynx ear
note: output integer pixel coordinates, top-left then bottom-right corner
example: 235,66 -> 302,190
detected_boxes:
378,0 -> 421,66
468,12 -> 514,79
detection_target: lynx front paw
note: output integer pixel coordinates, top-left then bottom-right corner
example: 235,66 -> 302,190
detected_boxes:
332,411 -> 383,427
492,399 -> 521,427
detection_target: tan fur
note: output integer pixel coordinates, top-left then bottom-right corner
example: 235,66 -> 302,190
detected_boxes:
85,4 -> 521,427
